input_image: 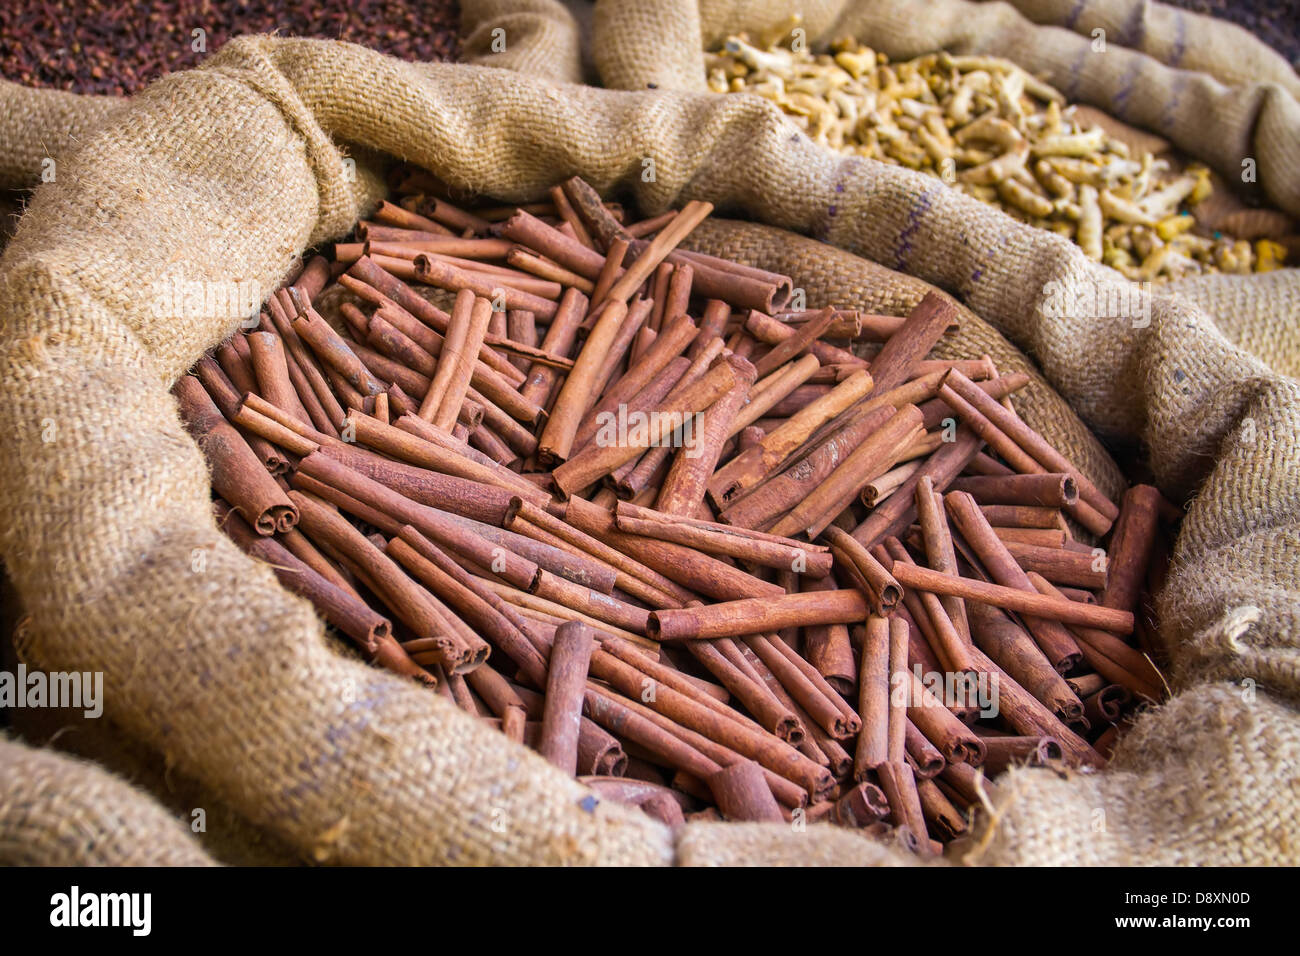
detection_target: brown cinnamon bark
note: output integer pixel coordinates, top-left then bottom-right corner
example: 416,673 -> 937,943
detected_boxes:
774,405 -> 925,539
851,428 -> 983,548
655,354 -> 756,515
613,502 -> 833,577
538,300 -> 629,464
174,376 -> 297,535
649,590 -> 869,642
944,370 -> 1117,529
290,491 -> 479,674
867,292 -> 959,394
414,254 -> 558,320
980,734 -> 1064,774
965,601 -> 1083,721
854,615 -> 891,777
552,358 -> 740,495
943,490 -> 1084,670
802,578 -> 857,693
1099,484 -> 1163,615
949,473 -> 1079,509
538,622 -> 596,774
904,722 -> 945,778
217,502 -> 387,653
708,369 -> 874,509
707,759 -> 784,822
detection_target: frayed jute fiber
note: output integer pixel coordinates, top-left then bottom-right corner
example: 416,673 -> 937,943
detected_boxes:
0,11 -> 1295,863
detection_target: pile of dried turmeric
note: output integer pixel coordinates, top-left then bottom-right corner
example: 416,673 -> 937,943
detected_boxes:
708,32 -> 1286,279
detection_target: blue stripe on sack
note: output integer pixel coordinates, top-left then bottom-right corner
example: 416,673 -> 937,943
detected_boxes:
1120,2 -> 1147,48
1111,57 -> 1142,119
894,184 -> 937,273
1170,11 -> 1188,67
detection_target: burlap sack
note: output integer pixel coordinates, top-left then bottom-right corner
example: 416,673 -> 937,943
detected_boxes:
0,80 -> 121,191
0,29 -> 1297,865
461,0 -> 591,84
0,735 -> 216,866
1000,0 -> 1300,98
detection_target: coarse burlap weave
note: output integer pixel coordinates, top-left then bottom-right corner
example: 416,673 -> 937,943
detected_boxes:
998,0 -> 1300,98
0,735 -> 215,866
0,82 -> 120,192
0,19 -> 1296,864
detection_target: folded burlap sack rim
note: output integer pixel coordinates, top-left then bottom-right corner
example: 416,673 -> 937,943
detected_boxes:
0,26 -> 1296,865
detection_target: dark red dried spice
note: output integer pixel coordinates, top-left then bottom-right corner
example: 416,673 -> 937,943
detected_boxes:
0,0 -> 462,96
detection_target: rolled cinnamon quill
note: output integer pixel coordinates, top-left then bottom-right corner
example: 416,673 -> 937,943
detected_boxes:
648,590 -> 869,642
552,357 -> 740,496
944,370 -> 1117,528
854,615 -> 891,776
773,404 -> 925,539
538,622 -> 597,775
613,502 -> 833,577
1099,484 -> 1163,615
538,299 -> 629,464
290,490 -> 479,675
414,253 -> 558,320
174,376 -> 297,535
217,502 -> 388,653
889,563 -> 1133,634
708,369 -> 874,508
706,759 -> 784,823
655,354 -> 757,516
949,473 -> 1079,509
943,490 -> 1083,670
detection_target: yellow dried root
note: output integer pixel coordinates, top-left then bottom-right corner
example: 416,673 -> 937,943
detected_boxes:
706,31 -> 1283,278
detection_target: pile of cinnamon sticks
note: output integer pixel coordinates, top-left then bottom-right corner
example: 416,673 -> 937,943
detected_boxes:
176,172 -> 1172,853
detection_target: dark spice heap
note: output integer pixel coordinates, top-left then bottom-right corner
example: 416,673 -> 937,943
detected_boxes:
0,0 -> 460,95
178,172 -> 1173,851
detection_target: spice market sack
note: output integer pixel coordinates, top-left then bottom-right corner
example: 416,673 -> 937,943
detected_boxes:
0,80 -> 120,192
0,26 -> 1296,864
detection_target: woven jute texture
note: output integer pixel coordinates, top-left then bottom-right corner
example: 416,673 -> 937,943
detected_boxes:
1164,271 -> 1300,379
0,80 -> 121,191
7,699 -> 304,865
0,32 -> 1297,865
461,0 -> 589,84
0,736 -> 216,866
1001,0 -> 1300,98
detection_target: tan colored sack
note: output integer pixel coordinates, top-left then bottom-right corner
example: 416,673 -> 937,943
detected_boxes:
1001,0 -> 1300,98
0,80 -> 121,191
0,736 -> 216,866
0,30 -> 1297,866
461,0 -> 590,84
